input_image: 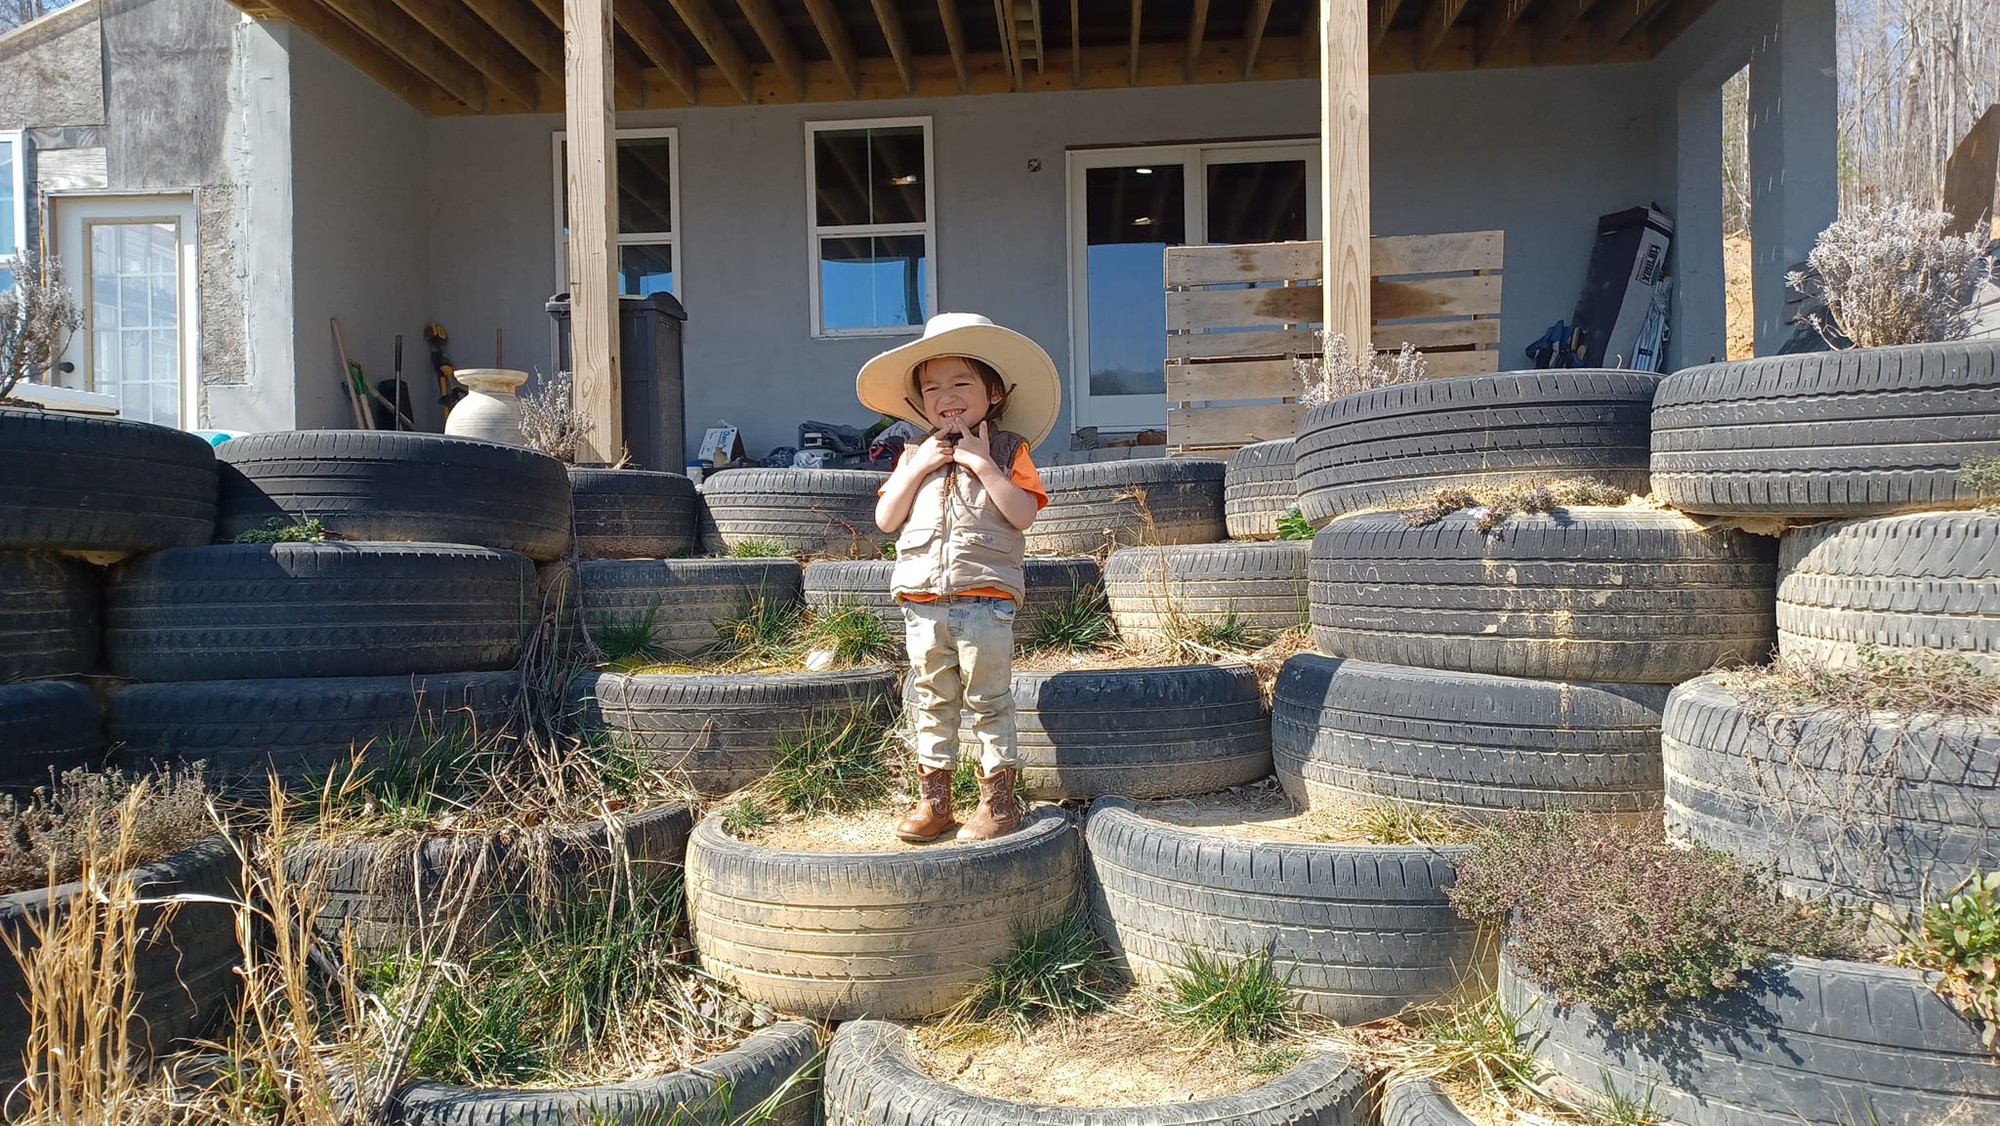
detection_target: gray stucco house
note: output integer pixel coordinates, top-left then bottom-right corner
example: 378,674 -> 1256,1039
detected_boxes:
0,0 -> 1839,460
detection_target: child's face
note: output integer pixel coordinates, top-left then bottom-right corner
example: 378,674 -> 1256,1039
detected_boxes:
915,357 -> 1002,433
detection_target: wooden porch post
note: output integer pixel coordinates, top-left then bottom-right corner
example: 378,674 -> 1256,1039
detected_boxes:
565,0 -> 621,462
1320,0 -> 1370,348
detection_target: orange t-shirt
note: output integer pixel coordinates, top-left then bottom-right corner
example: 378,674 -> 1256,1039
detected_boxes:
891,445 -> 1048,603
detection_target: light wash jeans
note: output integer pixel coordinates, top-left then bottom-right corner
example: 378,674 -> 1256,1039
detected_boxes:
902,596 -> 1019,773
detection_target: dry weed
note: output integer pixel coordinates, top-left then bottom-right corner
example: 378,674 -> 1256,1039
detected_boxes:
1788,203 -> 1993,348
0,768 -> 213,897
1295,333 -> 1428,408
518,370 -> 598,465
0,250 -> 85,401
1401,478 -> 1636,534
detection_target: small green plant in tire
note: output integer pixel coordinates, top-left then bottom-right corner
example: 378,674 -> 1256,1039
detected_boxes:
1157,947 -> 1297,1046
953,910 -> 1114,1035
1890,871 -> 2000,1046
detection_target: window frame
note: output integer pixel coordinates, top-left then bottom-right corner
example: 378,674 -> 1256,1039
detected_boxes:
804,115 -> 937,339
1,130 -> 25,285
548,125 -> 682,301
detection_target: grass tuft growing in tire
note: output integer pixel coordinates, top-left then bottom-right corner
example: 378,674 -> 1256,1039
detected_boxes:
307,715 -> 501,830
1447,810 -> 1864,1031
795,599 -> 898,666
953,910 -> 1115,1035
728,538 -> 790,559
763,711 -> 895,816
709,592 -> 804,665
1720,643 -> 2000,719
1022,586 -> 1114,653
231,517 -> 330,544
596,602 -> 672,667
1887,871 -> 2000,1047
1158,947 -> 1298,1046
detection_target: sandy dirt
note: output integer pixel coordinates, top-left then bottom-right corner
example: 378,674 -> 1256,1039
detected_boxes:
738,799 -> 1053,853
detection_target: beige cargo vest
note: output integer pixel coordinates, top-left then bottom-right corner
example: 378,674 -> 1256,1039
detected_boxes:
890,430 -> 1029,604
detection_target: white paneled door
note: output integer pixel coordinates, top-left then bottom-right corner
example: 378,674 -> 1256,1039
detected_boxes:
52,194 -> 199,428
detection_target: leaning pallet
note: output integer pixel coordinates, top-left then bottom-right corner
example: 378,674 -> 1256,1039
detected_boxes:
686,806 -> 1080,1020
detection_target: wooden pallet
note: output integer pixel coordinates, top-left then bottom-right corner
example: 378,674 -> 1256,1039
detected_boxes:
1164,231 -> 1504,455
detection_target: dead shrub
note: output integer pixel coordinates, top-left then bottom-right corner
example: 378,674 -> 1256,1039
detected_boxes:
0,251 -> 85,402
0,768 -> 213,897
1294,332 -> 1428,408
1401,477 -> 1636,533
1788,203 -> 1993,348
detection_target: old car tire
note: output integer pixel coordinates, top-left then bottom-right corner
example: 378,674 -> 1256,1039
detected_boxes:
1104,542 -> 1307,644
1651,342 -> 2000,518
568,667 -> 899,795
110,672 -> 517,792
1662,673 -> 2000,914
389,1020 -> 821,1126
0,681 -> 105,795
1309,508 -> 1777,683
1293,370 -> 1657,526
106,543 -> 535,681
568,468 -> 699,559
687,806 -> 1080,1020
0,836 -> 239,1091
577,558 -> 803,661
1028,459 -> 1227,554
701,469 -> 889,558
0,551 -> 99,681
1011,663 -> 1270,800
1776,511 -> 2000,674
824,1019 -> 1368,1126
0,410 -> 217,555
1086,798 -> 1485,1023
216,430 -> 572,561
1225,439 -> 1298,540
1272,654 -> 1668,820
1502,951 -> 2000,1126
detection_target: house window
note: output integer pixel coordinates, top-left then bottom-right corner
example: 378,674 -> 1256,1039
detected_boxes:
1,131 -> 23,292
552,128 -> 680,298
807,118 -> 934,337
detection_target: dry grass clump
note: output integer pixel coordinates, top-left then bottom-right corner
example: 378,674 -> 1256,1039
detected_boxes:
518,370 -> 596,465
0,250 -> 85,401
1295,333 -> 1428,408
1717,644 -> 2000,721
0,768 -> 212,896
1402,478 -> 1637,534
1448,810 -> 1863,1032
1788,203 -> 1993,348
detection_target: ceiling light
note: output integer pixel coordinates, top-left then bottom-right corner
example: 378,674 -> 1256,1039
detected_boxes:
890,174 -> 921,186
1134,167 -> 1154,175
1132,216 -> 1154,226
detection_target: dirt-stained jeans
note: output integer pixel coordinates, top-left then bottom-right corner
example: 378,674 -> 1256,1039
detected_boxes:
901,596 -> 1019,773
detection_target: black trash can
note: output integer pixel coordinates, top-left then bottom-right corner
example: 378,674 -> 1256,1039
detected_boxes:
548,292 -> 688,472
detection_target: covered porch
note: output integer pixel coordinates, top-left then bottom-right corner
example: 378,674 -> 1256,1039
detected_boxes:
215,0 -> 1839,461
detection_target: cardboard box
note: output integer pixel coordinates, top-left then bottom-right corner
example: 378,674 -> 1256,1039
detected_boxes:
1571,206 -> 1674,370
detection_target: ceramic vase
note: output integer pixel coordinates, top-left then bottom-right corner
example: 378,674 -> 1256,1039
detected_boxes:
445,368 -> 529,446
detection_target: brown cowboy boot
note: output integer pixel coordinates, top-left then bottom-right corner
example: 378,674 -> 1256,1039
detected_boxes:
956,767 -> 1023,840
895,765 -> 958,843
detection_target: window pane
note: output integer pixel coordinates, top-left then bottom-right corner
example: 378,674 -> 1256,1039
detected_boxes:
1084,165 -> 1184,398
0,140 -> 14,257
89,220 -> 180,427
618,243 -> 674,296
814,126 -> 926,227
1206,160 -> 1308,245
617,138 -> 673,235
820,234 -> 926,331
0,265 -> 14,293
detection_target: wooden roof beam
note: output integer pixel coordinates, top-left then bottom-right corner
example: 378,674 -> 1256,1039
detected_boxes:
1068,0 -> 1081,85
668,0 -> 757,102
1476,0 -> 1531,60
1417,0 -> 1469,69
1591,0 -> 1667,54
255,0 -> 454,109
995,0 -> 1020,89
521,0 -> 644,103
1127,0 -> 1140,85
1184,0 -> 1209,79
384,0 -> 541,105
935,0 -> 971,92
1241,0 -> 1274,78
616,0 -> 698,101
802,0 -> 863,98
1368,0 -> 1404,52
319,0 -> 490,108
461,0 -> 562,80
869,0 -> 917,95
735,0 -> 806,95
1535,0 -> 1597,61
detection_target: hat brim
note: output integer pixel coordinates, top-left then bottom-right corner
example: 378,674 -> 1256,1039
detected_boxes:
856,323 -> 1063,451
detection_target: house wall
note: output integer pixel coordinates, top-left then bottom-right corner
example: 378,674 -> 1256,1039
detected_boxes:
0,1 -> 104,131
422,60 -> 1684,459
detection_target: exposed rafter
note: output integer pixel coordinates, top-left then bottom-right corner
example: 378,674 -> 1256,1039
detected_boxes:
1241,0 -> 1274,78
461,0 -> 561,82
1069,0 -> 1081,85
667,0 -> 756,101
802,0 -> 863,98
1591,0 -> 1668,53
519,0 -> 642,104
1184,0 -> 1209,80
1536,0 -> 1597,61
1476,0 -> 1531,60
735,0 -> 806,97
935,0 -> 970,92
1416,0 -> 1468,70
869,0 -> 917,95
382,0 -> 540,104
319,0 -> 490,108
257,0 -> 452,108
1127,0 -> 1141,85
615,0 -> 697,100
1368,0 -> 1404,52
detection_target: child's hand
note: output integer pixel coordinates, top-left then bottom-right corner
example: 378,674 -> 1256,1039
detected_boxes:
906,432 -> 956,477
952,421 -> 999,476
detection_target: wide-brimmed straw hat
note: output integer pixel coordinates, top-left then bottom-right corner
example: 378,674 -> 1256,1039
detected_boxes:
855,313 -> 1063,450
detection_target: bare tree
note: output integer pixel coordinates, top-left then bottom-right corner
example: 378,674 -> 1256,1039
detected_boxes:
0,0 -> 54,31
1722,66 -> 1753,237
1838,0 -> 2000,215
